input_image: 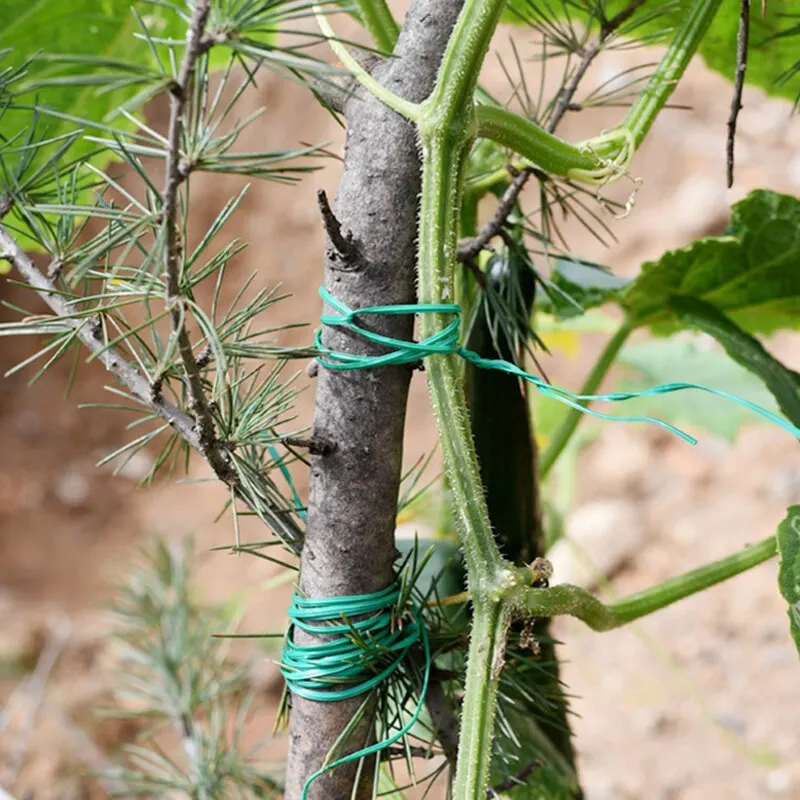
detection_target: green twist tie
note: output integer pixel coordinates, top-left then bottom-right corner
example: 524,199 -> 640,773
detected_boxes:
280,584 -> 430,799
314,286 -> 800,445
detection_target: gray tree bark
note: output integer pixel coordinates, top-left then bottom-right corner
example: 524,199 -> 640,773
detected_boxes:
284,2 -> 465,798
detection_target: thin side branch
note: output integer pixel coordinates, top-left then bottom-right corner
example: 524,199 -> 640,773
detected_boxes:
0,227 -> 205,452
727,0 -> 750,188
317,189 -> 358,267
161,0 -> 234,481
457,0 -> 648,261
487,761 -> 542,797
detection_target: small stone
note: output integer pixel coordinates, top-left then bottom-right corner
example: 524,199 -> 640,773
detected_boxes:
114,451 -> 154,482
766,769 -> 791,795
54,469 -> 89,507
549,499 -> 644,587
713,709 -> 747,736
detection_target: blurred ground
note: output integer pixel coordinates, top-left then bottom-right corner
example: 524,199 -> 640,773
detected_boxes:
1,18 -> 800,800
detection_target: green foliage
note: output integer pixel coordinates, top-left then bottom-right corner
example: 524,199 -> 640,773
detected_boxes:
104,537 -> 282,797
3,1 -> 799,798
0,18 -> 315,551
538,259 -> 630,320
776,507 -> 800,658
622,190 -> 800,334
1,2 -> 183,153
502,0 -> 800,105
0,0 -> 331,177
617,336 -> 782,441
671,295 -> 800,427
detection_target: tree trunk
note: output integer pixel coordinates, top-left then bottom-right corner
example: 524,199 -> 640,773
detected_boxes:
285,2 -> 465,797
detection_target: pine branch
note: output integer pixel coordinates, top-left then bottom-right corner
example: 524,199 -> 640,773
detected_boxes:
161,0 -> 235,482
0,224 -> 306,552
727,0 -> 749,187
0,224 -> 206,452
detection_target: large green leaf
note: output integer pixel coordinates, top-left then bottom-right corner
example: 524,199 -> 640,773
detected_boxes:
622,190 -> 800,334
670,295 -> 800,427
503,0 -> 800,105
776,506 -> 800,659
0,1 -> 294,166
617,336 -> 782,442
1,2 -> 183,142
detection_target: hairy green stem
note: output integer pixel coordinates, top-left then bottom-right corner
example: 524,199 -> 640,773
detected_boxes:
472,0 -> 724,185
418,136 -> 502,581
456,598 -> 512,797
412,1 -> 726,797
415,4 -> 514,798
421,0 -> 506,125
353,0 -> 399,52
475,105 -> 607,176
419,134 -> 509,800
624,0 -> 724,146
511,536 -> 777,630
539,321 -> 633,479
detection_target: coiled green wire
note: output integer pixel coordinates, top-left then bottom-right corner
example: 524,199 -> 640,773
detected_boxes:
281,585 -> 430,799
315,286 -> 800,445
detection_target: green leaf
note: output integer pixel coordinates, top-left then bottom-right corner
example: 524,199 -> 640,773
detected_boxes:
670,295 -> 800,427
616,335 -> 782,441
502,1 -> 800,105
1,2 -> 184,142
776,506 -> 800,659
623,190 -> 800,335
701,3 -> 800,110
537,259 -> 630,320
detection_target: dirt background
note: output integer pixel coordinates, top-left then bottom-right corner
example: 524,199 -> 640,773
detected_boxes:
1,14 -> 800,800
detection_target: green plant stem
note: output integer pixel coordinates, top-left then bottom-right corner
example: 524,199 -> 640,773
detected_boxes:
475,105 -> 607,176
413,2 -> 725,797
471,0 -> 724,184
511,536 -> 778,631
353,0 -> 399,52
418,135 -> 502,581
456,598 -> 512,796
419,137 -> 510,800
415,4 -> 516,798
624,0 -> 723,146
421,0 -> 506,125
539,320 -> 633,479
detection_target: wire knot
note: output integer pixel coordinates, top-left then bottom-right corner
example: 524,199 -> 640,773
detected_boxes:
313,286 -> 800,446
